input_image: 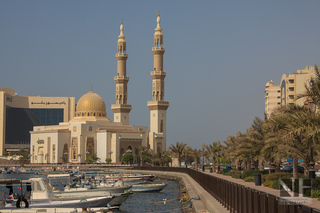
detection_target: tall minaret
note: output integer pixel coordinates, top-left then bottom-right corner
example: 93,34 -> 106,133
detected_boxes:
148,11 -> 169,153
111,19 -> 132,125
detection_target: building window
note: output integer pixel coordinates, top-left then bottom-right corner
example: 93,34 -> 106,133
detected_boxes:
160,120 -> 163,133
52,144 -> 55,162
73,126 -> 77,132
88,126 -> 92,131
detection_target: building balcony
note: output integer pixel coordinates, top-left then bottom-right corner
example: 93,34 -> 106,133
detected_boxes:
114,76 -> 129,82
152,47 -> 165,51
111,104 -> 132,109
115,53 -> 128,57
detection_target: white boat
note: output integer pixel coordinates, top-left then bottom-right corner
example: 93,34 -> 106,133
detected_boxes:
130,183 -> 167,192
48,173 -> 132,197
108,192 -> 133,206
1,178 -> 114,209
104,173 -> 155,185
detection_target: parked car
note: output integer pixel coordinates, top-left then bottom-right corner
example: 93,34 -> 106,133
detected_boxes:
316,169 -> 320,177
280,166 -> 304,173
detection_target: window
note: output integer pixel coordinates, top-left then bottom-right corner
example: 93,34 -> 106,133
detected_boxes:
160,120 -> 163,133
88,126 -> 92,131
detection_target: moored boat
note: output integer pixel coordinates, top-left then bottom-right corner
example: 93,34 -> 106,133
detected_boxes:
1,178 -> 114,209
130,183 -> 167,192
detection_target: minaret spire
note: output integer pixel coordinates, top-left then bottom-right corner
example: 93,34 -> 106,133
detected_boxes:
148,12 -> 169,154
111,19 -> 132,125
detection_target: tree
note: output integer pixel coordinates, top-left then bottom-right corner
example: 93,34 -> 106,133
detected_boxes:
122,153 -> 133,164
169,142 -> 187,167
205,141 -> 221,172
137,146 -> 151,166
85,153 -> 100,164
105,158 -> 112,164
18,149 -> 30,165
189,148 -> 201,170
60,154 -> 68,163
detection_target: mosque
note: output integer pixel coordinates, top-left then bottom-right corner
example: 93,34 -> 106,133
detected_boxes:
29,13 -> 169,164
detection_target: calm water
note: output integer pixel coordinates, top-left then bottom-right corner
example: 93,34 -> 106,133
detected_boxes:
0,172 -> 183,213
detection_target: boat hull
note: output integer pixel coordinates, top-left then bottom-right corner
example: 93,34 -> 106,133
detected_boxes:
6,196 -> 114,208
130,183 -> 167,192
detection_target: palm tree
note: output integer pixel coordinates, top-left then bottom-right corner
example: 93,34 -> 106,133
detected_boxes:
249,116 -> 268,170
169,142 -> 187,167
137,146 -> 151,166
189,148 -> 201,170
224,135 -> 241,170
205,141 -> 221,172
86,153 -> 100,163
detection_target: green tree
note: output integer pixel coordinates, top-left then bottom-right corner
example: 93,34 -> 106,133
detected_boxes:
205,141 -> 221,172
169,142 -> 187,167
105,158 -> 112,164
85,153 -> 100,163
122,153 -> 133,164
137,146 -> 151,166
18,149 -> 30,165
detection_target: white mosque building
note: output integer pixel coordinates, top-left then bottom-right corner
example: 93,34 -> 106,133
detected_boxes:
30,13 -> 169,164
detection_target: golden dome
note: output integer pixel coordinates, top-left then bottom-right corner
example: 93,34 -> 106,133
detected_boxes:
76,90 -> 107,117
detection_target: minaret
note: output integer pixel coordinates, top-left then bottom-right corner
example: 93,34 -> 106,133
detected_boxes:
111,19 -> 132,125
147,11 -> 169,153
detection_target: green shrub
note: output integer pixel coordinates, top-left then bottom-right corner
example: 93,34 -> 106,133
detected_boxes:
244,176 -> 254,182
264,172 -> 292,181
263,180 -> 274,188
241,170 -> 267,179
271,180 -> 280,189
312,178 -> 320,190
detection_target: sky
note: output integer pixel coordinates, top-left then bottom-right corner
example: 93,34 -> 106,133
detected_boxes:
1,1 -> 320,149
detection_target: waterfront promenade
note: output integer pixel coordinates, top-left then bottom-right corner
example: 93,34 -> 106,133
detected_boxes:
132,167 -> 320,213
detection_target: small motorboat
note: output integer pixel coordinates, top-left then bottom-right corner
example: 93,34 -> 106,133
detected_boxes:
130,183 -> 167,192
1,178 -> 114,209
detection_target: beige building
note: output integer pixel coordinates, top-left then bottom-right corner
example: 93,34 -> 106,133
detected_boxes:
264,81 -> 281,118
30,13 -> 169,164
0,88 -> 75,155
265,65 -> 318,116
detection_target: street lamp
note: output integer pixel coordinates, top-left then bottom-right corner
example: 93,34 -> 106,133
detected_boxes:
64,152 -> 68,163
85,152 -> 90,163
202,143 -> 205,172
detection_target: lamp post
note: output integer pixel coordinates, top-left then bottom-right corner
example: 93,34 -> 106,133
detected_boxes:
202,143 -> 205,172
85,152 -> 90,163
127,149 -> 133,165
64,152 -> 68,163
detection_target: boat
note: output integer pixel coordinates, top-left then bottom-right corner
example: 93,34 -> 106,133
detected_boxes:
130,183 -> 167,192
47,174 -> 132,197
104,173 -> 155,185
1,178 -> 114,209
108,191 -> 133,206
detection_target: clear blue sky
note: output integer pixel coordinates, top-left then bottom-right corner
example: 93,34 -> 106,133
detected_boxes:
1,1 -> 320,149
